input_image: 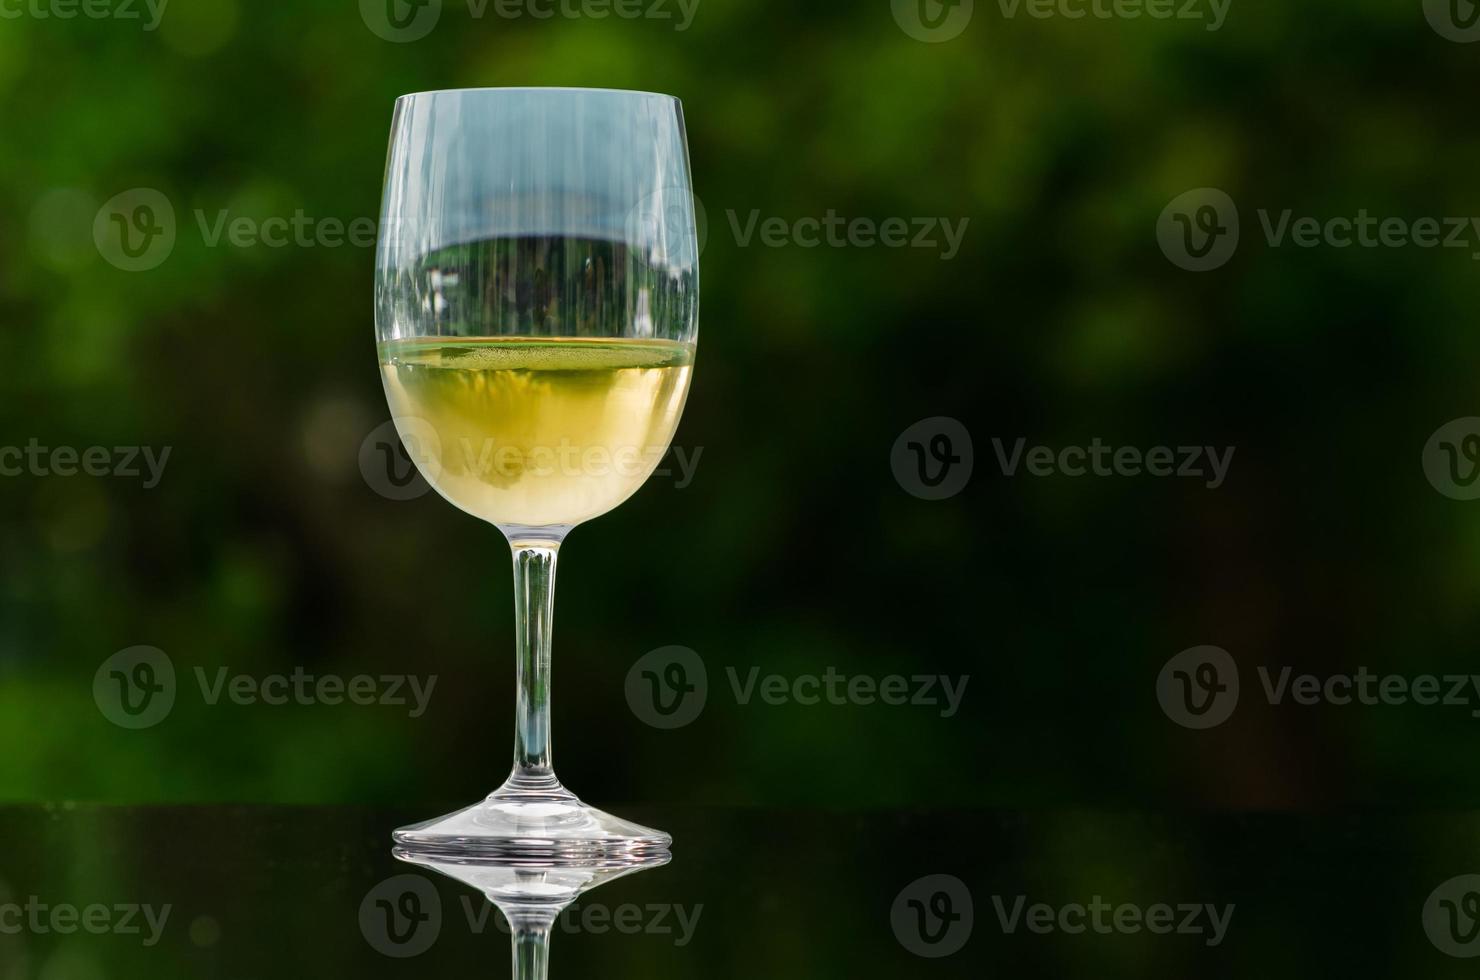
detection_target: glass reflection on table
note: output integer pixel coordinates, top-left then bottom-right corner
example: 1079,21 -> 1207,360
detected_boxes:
392,845 -> 671,979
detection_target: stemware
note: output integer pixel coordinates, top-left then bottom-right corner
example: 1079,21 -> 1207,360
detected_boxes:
374,87 -> 699,858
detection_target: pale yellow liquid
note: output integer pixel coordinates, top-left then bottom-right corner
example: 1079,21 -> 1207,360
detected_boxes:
379,337 -> 694,527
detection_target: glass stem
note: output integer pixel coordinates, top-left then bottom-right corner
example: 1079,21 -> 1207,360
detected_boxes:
509,918 -> 553,980
503,537 -> 564,795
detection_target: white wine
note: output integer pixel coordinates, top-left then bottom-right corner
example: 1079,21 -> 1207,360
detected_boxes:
379,337 -> 694,528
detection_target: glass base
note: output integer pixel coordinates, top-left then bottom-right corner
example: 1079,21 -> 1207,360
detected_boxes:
392,781 -> 670,861
393,848 -> 671,909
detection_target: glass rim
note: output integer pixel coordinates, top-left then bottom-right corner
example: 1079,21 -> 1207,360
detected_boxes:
394,86 -> 682,103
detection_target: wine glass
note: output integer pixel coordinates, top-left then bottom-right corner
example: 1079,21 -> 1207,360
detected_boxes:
374,88 -> 699,859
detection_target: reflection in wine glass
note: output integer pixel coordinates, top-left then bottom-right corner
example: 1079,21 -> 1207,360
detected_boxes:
374,88 -> 699,859
395,845 -> 671,979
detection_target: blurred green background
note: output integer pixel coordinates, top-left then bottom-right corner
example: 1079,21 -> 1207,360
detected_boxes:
2,0 -> 1480,811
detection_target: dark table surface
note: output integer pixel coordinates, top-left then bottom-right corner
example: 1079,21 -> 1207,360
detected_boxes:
2,805 -> 1479,977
